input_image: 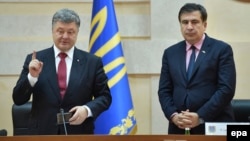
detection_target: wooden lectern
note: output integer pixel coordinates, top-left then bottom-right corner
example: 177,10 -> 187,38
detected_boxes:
0,135 -> 226,141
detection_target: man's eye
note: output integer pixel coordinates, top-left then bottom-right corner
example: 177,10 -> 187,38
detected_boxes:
192,21 -> 199,24
58,31 -> 64,34
181,21 -> 188,24
68,31 -> 75,35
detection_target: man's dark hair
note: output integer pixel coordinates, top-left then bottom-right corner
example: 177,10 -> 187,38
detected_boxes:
178,3 -> 207,22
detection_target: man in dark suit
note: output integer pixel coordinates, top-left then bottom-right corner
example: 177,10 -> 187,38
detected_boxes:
13,8 -> 112,135
158,3 -> 236,134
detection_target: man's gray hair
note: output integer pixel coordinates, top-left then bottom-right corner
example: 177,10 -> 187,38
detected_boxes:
52,8 -> 80,29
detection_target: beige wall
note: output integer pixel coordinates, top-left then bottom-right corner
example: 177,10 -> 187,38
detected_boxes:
1,0 -> 250,136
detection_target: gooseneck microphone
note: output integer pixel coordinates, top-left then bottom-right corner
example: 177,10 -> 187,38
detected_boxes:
0,129 -> 7,136
60,108 -> 68,135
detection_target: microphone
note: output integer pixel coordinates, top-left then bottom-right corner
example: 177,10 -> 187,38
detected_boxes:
60,108 -> 68,135
0,129 -> 7,136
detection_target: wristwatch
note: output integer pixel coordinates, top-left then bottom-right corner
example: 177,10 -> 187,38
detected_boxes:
199,118 -> 204,124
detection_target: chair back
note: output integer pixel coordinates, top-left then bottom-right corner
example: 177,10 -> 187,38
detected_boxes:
12,102 -> 32,135
0,129 -> 7,136
231,99 -> 250,122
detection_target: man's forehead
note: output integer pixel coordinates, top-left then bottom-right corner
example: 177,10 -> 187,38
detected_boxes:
180,11 -> 202,20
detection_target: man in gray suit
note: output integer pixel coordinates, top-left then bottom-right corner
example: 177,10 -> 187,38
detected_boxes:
158,3 -> 236,134
13,8 -> 112,135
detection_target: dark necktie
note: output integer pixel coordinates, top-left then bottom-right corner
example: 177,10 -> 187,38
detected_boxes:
58,52 -> 67,99
187,46 -> 196,80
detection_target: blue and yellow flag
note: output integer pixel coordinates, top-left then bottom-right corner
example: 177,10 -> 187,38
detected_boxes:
89,0 -> 137,135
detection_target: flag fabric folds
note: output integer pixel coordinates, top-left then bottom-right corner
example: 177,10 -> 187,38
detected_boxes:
89,0 -> 137,135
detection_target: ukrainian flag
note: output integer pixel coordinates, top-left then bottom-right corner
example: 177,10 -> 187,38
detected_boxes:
89,0 -> 137,135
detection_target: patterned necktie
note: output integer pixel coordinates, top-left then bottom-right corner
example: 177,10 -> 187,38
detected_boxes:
58,52 -> 67,99
187,46 -> 196,80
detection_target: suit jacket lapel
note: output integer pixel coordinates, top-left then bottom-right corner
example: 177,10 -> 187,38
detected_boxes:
190,35 -> 212,80
43,47 -> 62,101
64,48 -> 85,99
179,42 -> 188,80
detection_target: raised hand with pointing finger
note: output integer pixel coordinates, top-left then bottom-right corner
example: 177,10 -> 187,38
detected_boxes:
29,51 -> 43,77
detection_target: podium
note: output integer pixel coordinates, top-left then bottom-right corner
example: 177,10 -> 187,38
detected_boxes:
0,135 -> 226,141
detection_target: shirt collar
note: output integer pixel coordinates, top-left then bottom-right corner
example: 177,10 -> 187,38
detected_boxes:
53,45 -> 74,59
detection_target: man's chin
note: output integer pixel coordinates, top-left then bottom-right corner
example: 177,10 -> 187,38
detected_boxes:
185,38 -> 196,44
57,45 -> 71,51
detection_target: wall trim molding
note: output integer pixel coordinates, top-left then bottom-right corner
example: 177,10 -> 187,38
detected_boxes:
0,0 -> 148,2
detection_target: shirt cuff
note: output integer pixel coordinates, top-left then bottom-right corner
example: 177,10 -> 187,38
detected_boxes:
28,73 -> 38,87
170,112 -> 178,121
83,105 -> 93,117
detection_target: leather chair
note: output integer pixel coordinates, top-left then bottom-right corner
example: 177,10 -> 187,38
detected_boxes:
0,129 -> 7,136
12,102 -> 32,135
231,99 -> 250,122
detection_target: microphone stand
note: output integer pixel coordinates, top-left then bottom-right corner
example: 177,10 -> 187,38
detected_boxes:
60,108 -> 68,135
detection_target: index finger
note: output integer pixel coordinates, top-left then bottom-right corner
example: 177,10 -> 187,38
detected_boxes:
32,51 -> 36,60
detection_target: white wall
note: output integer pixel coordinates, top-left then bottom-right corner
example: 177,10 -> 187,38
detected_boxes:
1,0 -> 250,135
